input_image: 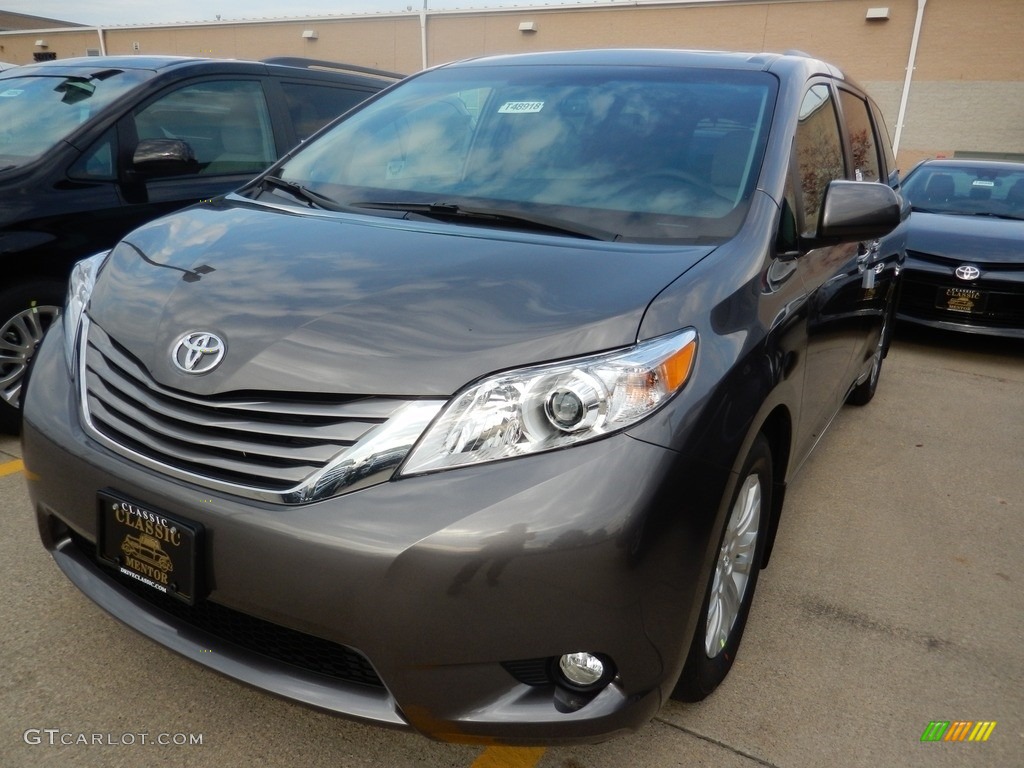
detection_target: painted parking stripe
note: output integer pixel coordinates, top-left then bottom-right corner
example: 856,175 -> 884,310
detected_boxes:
470,746 -> 546,768
0,459 -> 24,477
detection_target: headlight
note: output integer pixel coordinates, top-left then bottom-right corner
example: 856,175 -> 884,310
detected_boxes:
400,328 -> 697,476
63,251 -> 108,371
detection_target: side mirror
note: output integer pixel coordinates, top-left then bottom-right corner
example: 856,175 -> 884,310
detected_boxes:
132,138 -> 199,178
813,180 -> 905,245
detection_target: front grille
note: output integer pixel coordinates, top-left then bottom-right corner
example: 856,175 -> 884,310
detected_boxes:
900,276 -> 1024,327
70,532 -> 384,689
901,255 -> 1024,328
81,322 -> 416,500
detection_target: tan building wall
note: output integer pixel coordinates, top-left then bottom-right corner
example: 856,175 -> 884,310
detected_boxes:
1,0 -> 1021,170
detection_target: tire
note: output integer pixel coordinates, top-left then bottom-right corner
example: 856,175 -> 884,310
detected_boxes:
847,302 -> 893,407
672,434 -> 772,702
0,280 -> 65,434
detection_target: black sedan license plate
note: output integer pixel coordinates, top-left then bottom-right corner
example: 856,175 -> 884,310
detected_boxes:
97,491 -> 203,605
939,287 -> 986,314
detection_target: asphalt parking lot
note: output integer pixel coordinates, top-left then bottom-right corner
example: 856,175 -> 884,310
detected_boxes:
1,325 -> 1021,768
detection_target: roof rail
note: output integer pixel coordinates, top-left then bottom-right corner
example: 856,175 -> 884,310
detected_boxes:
261,57 -> 404,80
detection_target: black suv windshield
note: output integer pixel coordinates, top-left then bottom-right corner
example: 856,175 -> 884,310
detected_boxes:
0,68 -> 150,167
273,65 -> 777,243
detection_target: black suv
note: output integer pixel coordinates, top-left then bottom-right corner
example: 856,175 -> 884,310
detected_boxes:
0,54 -> 398,430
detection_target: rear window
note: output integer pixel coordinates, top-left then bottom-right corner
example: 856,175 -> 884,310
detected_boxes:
277,65 -> 778,243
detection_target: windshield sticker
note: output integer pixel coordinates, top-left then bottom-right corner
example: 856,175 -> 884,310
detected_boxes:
0,89 -> 24,98
498,101 -> 545,115
971,179 -> 995,187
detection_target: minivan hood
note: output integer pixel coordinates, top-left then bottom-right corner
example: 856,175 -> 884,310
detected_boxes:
88,202 -> 712,396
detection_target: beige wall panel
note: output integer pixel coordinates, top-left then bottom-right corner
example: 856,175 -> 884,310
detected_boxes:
913,0 -> 1024,81
428,7 -> 775,66
0,30 -> 101,61
761,0 -> 917,80
899,80 -> 1024,155
99,20 -> 421,73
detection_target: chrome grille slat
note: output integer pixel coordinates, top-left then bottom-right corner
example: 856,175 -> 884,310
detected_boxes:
86,353 -> 378,446
85,374 -> 341,467
80,322 -> 433,501
86,397 -> 317,488
93,333 -> 404,421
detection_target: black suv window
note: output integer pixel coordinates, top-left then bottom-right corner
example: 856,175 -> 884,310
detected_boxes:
280,81 -> 372,141
133,80 -> 275,176
795,84 -> 844,237
838,89 -> 882,183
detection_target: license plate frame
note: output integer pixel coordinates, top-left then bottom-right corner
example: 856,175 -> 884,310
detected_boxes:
937,286 -> 986,315
97,491 -> 204,605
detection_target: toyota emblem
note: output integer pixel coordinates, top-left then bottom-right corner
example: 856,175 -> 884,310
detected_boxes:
954,264 -> 981,282
172,332 -> 226,374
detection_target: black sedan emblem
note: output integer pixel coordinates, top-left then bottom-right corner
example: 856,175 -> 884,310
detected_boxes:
954,264 -> 981,281
172,332 -> 225,374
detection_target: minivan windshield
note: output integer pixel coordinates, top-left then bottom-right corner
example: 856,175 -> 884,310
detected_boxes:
0,68 -> 150,167
272,65 -> 777,243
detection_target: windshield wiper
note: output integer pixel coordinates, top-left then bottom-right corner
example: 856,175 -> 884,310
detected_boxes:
259,175 -> 348,211
969,211 -> 1024,221
352,200 -> 620,241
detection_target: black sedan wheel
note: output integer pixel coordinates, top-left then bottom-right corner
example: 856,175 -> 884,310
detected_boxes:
673,434 -> 771,702
0,281 -> 64,433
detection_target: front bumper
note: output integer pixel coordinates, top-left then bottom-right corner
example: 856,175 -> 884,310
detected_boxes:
897,254 -> 1024,338
23,326 -> 730,745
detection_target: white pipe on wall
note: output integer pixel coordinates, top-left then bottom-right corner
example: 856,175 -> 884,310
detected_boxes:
893,0 -> 927,159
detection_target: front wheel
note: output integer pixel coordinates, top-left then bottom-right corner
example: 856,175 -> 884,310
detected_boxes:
672,434 -> 772,702
0,280 -> 65,433
847,302 -> 893,406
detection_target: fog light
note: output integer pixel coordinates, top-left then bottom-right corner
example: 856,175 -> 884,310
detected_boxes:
558,652 -> 608,689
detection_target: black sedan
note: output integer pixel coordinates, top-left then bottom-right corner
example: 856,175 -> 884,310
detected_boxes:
897,158 -> 1024,338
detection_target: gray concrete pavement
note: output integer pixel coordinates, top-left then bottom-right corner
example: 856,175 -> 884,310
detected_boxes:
2,326 -> 1021,767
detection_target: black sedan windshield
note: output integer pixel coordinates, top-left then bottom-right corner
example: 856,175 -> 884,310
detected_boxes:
273,65 -> 777,243
0,68 -> 149,166
903,163 -> 1024,219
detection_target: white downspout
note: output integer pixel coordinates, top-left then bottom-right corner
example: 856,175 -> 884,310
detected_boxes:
419,1 -> 428,71
96,27 -> 107,55
893,0 -> 927,158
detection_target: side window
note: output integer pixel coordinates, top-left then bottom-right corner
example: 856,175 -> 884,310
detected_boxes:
776,175 -> 799,254
871,102 -> 899,187
132,80 -> 276,176
68,127 -> 116,180
838,90 -> 881,183
279,82 -> 371,141
795,84 -> 845,237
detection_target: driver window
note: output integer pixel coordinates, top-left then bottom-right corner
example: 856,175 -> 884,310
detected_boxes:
838,90 -> 881,183
794,84 -> 844,237
132,80 -> 276,176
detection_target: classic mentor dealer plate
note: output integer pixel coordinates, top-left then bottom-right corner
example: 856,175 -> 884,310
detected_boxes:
97,491 -> 203,605
939,286 -> 986,314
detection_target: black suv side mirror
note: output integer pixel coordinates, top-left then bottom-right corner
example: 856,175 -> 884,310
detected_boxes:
132,138 -> 200,178
813,179 -> 905,245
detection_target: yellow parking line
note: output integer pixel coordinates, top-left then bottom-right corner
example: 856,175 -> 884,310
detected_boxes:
470,746 -> 546,768
0,459 -> 24,477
